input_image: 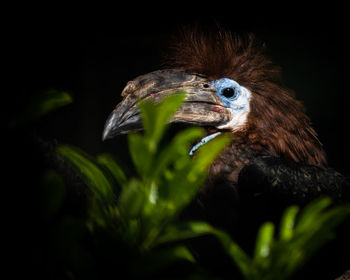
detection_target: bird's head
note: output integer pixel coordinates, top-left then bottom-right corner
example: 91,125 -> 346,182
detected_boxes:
103,28 -> 327,169
102,70 -> 251,137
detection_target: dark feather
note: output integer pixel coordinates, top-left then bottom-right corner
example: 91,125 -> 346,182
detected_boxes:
238,155 -> 350,204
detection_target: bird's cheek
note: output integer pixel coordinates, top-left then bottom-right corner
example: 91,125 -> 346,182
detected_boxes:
211,105 -> 225,113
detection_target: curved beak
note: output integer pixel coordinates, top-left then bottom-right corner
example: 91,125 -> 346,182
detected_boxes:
102,69 -> 231,141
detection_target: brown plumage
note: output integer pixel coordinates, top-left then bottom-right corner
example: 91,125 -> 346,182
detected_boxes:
164,27 -> 327,183
103,26 -> 349,203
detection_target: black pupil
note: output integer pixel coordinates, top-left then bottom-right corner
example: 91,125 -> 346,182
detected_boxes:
222,87 -> 235,98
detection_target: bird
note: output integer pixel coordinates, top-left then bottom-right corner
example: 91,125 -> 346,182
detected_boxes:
102,27 -> 350,278
102,27 -> 349,203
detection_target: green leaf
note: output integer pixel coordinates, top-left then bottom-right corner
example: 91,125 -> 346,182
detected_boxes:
118,179 -> 145,219
156,221 -> 215,245
128,133 -> 153,180
295,197 -> 332,233
152,127 -> 204,181
279,205 -> 299,241
294,202 -> 350,259
168,246 -> 196,263
160,162 -> 205,220
207,198 -> 350,280
254,222 -> 275,264
135,245 -> 196,278
155,128 -> 204,201
158,221 -> 253,276
212,228 -> 252,278
190,133 -> 232,176
158,133 -> 231,219
97,153 -> 128,188
139,92 -> 186,148
159,221 -> 253,278
10,90 -> 72,127
57,145 -> 114,202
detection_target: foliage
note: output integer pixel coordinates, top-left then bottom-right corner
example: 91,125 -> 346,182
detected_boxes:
155,197 -> 350,280
10,89 -> 72,127
209,197 -> 350,280
56,93 -> 231,278
20,90 -> 350,279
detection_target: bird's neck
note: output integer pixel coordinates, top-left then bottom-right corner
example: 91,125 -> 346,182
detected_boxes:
207,136 -> 261,185
206,124 -> 327,189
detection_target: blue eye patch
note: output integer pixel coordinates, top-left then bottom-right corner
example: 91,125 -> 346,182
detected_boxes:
210,78 -> 241,107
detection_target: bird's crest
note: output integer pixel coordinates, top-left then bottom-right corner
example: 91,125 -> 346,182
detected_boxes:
164,26 -> 281,87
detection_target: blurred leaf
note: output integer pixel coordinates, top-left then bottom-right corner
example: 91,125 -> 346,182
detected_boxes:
295,196 -> 332,233
10,89 -> 72,127
123,94 -> 231,252
128,133 -> 153,180
291,200 -> 350,268
279,205 -> 299,241
57,145 -> 114,202
118,179 -> 145,219
140,93 -> 186,149
158,221 -> 253,278
169,246 -> 196,263
40,169 -> 66,218
212,228 -> 252,278
135,245 -> 196,279
210,197 -> 350,280
165,134 -> 230,208
253,222 -> 274,266
97,153 -> 127,187
152,127 -> 204,180
190,133 -> 232,176
156,221 -> 215,245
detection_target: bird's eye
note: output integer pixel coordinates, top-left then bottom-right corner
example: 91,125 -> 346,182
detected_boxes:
222,87 -> 236,98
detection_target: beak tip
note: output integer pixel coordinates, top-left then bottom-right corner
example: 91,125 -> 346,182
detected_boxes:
102,125 -> 113,141
102,111 -> 119,141
101,131 -> 110,142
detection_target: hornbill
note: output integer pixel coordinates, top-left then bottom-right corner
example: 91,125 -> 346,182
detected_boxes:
102,29 -> 350,277
102,29 -> 349,202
